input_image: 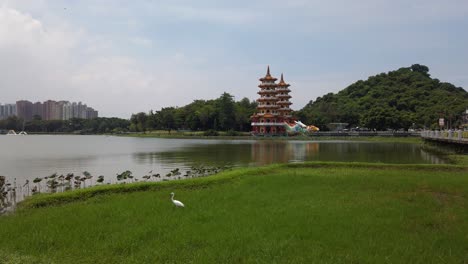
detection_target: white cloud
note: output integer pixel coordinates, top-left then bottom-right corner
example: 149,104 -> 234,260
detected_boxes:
0,6 -> 202,117
0,7 -> 77,98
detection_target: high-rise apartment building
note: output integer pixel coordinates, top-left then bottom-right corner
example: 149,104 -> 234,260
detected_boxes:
0,104 -> 17,120
16,100 -> 34,121
62,102 -> 72,120
32,102 -> 44,119
86,107 -> 99,119
43,100 -> 57,120
1,100 -> 98,120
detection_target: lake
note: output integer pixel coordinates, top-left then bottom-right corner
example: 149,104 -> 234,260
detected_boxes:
0,135 -> 445,186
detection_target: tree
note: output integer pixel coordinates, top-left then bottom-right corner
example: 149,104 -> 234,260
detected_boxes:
158,107 -> 177,133
216,92 -> 236,131
411,64 -> 430,77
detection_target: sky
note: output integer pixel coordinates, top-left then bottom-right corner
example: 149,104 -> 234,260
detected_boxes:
1,0 -> 467,118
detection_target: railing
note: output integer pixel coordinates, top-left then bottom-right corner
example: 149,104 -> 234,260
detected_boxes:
421,130 -> 468,145
251,122 -> 286,126
310,131 -> 421,137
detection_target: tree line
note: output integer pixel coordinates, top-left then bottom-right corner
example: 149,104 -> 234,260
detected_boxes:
129,92 -> 257,133
0,116 -> 130,134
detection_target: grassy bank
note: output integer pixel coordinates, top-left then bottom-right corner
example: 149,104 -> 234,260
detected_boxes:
1,162 -> 467,263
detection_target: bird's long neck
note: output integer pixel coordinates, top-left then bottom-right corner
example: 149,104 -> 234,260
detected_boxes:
171,194 -> 174,201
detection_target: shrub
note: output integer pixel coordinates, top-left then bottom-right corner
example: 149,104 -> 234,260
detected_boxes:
203,129 -> 219,136
225,130 -> 240,136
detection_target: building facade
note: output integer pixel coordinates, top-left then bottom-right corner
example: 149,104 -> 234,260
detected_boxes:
251,66 -> 293,136
0,100 -> 98,120
16,100 -> 34,121
0,104 -> 17,120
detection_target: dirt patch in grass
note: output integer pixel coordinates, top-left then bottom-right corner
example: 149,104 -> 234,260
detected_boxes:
428,190 -> 464,206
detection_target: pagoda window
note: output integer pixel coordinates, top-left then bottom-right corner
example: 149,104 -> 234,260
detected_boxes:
266,119 -> 270,122
267,110 -> 270,113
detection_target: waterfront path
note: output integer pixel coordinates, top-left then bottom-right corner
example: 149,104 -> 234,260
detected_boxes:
421,130 -> 468,145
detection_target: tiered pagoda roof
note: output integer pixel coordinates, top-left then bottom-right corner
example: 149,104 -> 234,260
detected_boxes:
259,66 -> 278,82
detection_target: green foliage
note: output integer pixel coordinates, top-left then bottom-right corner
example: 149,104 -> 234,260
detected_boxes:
203,129 -> 219,136
0,117 -> 130,134
296,65 -> 468,130
130,93 -> 257,132
116,170 -> 133,181
225,129 -> 240,136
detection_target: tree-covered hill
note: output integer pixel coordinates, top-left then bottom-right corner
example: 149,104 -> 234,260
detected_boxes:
296,65 -> 468,130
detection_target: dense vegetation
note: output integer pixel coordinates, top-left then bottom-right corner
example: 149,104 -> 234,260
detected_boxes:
1,163 -> 467,263
0,116 -> 130,134
296,64 -> 468,130
129,92 -> 257,133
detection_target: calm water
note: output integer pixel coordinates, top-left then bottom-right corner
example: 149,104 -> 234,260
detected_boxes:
0,135 -> 445,185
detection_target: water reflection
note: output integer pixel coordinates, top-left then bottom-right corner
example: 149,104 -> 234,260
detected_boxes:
133,140 -> 445,168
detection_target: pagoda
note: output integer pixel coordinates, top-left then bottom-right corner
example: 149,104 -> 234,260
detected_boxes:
251,66 -> 293,136
276,73 -> 293,124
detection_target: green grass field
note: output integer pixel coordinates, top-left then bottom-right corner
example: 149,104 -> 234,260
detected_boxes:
1,163 -> 467,263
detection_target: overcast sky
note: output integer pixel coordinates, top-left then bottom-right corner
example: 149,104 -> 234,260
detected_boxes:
1,0 -> 467,118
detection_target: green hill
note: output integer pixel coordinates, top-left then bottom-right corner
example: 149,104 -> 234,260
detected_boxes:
296,64 -> 468,130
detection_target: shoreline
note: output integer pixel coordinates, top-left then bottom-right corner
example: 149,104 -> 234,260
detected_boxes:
118,132 -> 424,143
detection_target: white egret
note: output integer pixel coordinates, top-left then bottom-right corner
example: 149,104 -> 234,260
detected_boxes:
171,192 -> 185,208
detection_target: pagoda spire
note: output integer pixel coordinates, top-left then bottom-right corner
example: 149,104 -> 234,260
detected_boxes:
278,73 -> 289,86
259,65 -> 277,81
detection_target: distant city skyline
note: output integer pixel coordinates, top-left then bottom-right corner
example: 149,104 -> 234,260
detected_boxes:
1,1 -> 467,118
0,100 -> 98,121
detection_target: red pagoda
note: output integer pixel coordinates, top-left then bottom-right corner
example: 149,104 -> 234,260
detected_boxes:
251,66 -> 293,136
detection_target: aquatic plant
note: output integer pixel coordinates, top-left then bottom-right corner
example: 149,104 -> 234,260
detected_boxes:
142,175 -> 151,181
22,180 -> 30,196
0,176 -> 7,210
46,179 -> 59,193
116,170 -> 132,182
32,177 -> 42,192
83,171 -> 93,186
97,175 -> 105,184
171,168 -> 181,176
65,173 -> 74,181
